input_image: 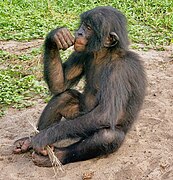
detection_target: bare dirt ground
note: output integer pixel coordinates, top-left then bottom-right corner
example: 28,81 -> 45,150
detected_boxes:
0,41 -> 173,180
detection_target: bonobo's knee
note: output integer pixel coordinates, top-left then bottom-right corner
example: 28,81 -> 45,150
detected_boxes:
55,90 -> 84,119
101,129 -> 117,144
37,89 -> 83,130
56,89 -> 81,103
49,89 -> 81,110
100,128 -> 125,153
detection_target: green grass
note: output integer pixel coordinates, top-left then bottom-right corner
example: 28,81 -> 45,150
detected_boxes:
0,0 -> 173,115
1,0 -> 172,47
0,49 -> 48,116
0,69 -> 46,106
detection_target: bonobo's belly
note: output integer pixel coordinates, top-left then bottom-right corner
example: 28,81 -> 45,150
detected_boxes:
84,91 -> 97,111
84,64 -> 102,111
83,82 -> 99,112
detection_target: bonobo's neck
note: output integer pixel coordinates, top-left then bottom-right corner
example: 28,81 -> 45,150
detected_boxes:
93,48 -> 110,64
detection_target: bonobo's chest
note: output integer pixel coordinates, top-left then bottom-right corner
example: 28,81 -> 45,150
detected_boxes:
83,58 -> 105,111
85,59 -> 104,90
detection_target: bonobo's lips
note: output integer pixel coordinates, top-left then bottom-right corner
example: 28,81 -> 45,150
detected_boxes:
74,38 -> 87,51
75,38 -> 87,46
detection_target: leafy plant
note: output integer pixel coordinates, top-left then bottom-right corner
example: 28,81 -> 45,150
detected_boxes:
0,0 -> 172,116
0,0 -> 172,48
0,69 -> 47,107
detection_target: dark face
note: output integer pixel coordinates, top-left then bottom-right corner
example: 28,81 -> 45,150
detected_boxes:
74,23 -> 93,52
75,9 -> 122,53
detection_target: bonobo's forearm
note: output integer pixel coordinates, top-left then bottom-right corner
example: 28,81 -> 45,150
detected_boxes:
43,28 -> 75,94
44,45 -> 65,94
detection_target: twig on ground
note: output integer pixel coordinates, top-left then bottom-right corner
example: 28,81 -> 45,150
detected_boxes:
28,119 -> 65,177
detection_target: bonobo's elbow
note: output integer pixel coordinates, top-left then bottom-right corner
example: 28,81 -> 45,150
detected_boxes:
49,85 -> 66,95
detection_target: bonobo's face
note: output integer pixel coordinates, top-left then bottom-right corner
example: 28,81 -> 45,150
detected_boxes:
74,23 -> 93,52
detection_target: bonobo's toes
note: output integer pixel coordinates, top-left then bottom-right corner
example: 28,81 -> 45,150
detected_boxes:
32,148 -> 65,167
13,137 -> 32,154
32,152 -> 52,167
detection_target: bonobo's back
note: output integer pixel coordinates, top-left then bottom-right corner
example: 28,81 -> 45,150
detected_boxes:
116,50 -> 146,133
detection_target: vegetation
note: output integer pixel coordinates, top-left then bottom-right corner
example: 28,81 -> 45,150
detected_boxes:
1,0 -> 172,47
0,0 -> 172,115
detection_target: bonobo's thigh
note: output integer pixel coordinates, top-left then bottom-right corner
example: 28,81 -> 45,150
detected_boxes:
37,89 -> 85,131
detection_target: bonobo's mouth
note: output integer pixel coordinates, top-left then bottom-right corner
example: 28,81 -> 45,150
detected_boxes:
74,38 -> 87,52
75,38 -> 87,46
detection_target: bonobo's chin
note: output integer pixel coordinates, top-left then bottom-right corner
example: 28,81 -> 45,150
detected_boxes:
74,44 -> 86,52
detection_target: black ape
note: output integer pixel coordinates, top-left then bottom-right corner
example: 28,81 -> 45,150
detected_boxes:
13,6 -> 146,166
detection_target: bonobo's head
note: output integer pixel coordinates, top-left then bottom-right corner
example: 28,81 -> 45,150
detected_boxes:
74,6 -> 129,52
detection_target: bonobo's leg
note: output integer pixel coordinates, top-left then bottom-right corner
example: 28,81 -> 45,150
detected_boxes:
32,127 -> 125,166
37,89 -> 85,131
13,89 -> 85,154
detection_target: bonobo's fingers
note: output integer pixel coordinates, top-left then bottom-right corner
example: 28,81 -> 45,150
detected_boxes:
31,129 -> 56,151
34,145 -> 54,156
13,137 -> 32,154
64,28 -> 75,45
54,28 -> 74,50
61,28 -> 74,46
54,33 -> 63,49
56,32 -> 69,50
33,147 -> 48,156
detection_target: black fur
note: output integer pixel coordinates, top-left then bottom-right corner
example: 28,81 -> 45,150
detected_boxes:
32,6 -> 146,165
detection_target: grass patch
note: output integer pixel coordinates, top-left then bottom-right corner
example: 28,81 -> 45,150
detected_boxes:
0,0 -> 172,48
0,68 -> 48,115
0,48 -> 48,116
0,47 -> 72,116
0,0 -> 172,115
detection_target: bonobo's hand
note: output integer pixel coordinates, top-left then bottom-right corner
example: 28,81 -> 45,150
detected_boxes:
53,28 -> 75,50
31,128 -> 56,154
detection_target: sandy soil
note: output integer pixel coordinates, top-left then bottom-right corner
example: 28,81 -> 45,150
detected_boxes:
0,41 -> 173,180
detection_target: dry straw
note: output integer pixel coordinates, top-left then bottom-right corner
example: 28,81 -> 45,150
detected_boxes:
28,120 -> 66,177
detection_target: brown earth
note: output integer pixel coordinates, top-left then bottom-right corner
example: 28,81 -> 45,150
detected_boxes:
0,41 -> 173,180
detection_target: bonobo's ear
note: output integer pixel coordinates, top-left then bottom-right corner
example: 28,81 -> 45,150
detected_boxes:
104,32 -> 119,48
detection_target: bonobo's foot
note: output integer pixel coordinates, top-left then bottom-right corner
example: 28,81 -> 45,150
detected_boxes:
32,148 -> 65,167
13,137 -> 32,154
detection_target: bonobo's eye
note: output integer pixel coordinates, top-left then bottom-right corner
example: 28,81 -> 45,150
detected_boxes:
84,23 -> 92,31
86,25 -> 92,31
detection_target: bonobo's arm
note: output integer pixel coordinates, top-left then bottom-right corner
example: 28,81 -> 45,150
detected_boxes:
31,63 -> 130,150
44,28 -> 85,94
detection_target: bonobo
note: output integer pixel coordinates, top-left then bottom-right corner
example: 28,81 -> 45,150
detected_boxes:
13,6 -> 146,166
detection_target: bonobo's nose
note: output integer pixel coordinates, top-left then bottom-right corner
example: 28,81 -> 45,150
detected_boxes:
77,31 -> 83,36
75,27 -> 85,37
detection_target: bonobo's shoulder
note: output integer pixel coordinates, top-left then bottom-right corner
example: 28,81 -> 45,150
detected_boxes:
123,50 -> 144,69
111,49 -> 140,62
111,50 -> 144,72
125,50 -> 141,60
